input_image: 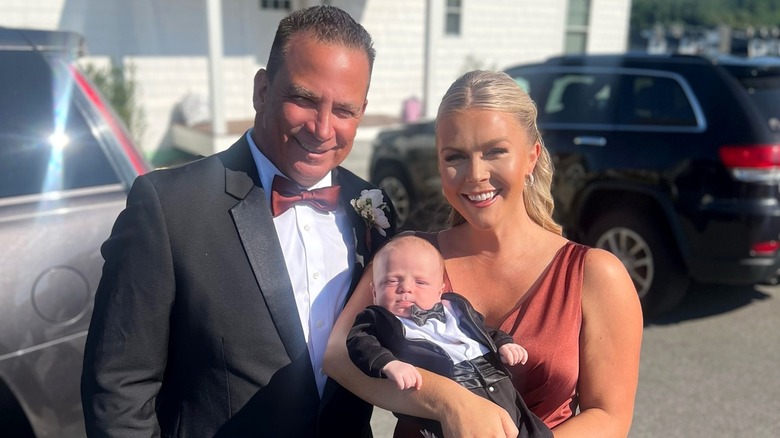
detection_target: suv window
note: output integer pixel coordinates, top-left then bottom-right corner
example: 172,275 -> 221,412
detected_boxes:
541,73 -> 616,125
735,73 -> 780,132
617,74 -> 697,127
0,52 -> 120,199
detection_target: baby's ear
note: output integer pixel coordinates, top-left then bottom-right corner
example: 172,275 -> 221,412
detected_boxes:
370,282 -> 377,300
439,282 -> 446,294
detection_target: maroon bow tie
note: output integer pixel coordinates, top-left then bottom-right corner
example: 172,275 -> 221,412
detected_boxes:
270,175 -> 341,217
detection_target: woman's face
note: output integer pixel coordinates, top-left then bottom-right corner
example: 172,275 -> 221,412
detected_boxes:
436,108 -> 539,230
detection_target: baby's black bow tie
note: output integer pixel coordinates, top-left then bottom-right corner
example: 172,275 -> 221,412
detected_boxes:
409,302 -> 446,326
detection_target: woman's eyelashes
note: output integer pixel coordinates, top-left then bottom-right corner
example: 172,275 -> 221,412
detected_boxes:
442,147 -> 509,163
443,152 -> 467,163
485,147 -> 509,158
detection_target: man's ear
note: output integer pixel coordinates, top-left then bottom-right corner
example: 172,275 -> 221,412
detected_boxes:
253,69 -> 269,112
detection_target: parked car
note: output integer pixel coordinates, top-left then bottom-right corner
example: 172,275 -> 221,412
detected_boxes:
0,27 -> 150,436
369,53 -> 780,316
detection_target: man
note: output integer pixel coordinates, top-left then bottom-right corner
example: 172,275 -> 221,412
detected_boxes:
81,6 -> 395,437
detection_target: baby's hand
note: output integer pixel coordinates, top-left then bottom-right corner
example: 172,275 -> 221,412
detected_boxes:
382,360 -> 423,390
499,343 -> 528,366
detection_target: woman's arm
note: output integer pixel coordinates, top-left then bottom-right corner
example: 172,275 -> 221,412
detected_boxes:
552,248 -> 643,438
323,267 -> 519,438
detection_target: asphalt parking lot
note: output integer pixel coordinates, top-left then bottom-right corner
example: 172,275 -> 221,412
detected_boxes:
631,282 -> 780,437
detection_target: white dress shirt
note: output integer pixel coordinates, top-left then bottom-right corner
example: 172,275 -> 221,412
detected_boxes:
248,131 -> 355,396
399,301 -> 489,363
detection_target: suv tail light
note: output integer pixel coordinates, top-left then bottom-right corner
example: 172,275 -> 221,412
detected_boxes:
752,240 -> 780,257
719,145 -> 780,182
69,65 -> 150,175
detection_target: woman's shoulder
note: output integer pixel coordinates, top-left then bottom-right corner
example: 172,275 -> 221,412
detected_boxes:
581,246 -> 641,309
582,247 -> 628,281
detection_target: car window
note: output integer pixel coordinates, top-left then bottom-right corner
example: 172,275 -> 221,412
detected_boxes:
514,77 -> 531,94
737,74 -> 780,132
541,74 -> 615,124
0,52 -> 120,199
616,74 -> 697,127
508,71 -> 548,100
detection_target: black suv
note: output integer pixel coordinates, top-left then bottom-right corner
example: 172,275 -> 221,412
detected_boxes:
369,53 -> 780,316
0,28 -> 149,436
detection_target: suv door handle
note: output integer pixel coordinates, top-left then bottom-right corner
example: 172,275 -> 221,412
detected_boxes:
573,136 -> 607,147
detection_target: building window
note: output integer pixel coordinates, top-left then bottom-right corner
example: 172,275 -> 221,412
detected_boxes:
565,0 -> 590,53
445,0 -> 462,36
260,0 -> 290,10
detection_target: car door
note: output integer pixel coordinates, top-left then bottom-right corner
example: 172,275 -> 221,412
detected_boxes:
530,69 -> 621,226
0,50 -> 129,436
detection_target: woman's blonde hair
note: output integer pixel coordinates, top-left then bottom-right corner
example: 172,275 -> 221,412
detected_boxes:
436,70 -> 562,235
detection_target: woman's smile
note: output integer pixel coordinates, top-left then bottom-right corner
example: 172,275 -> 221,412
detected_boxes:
464,189 -> 500,205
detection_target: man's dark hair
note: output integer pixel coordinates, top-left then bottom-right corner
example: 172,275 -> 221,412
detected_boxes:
266,5 -> 375,83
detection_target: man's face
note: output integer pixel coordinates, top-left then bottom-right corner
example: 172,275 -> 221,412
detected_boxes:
372,242 -> 446,318
252,34 -> 370,187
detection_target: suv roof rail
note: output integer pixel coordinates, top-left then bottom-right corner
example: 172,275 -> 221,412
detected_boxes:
542,52 -> 780,68
0,27 -> 86,57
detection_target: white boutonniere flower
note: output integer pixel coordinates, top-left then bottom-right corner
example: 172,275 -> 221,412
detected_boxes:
351,189 -> 391,237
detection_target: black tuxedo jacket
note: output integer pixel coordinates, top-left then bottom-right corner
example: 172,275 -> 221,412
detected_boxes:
81,135 -> 394,437
347,293 -> 514,378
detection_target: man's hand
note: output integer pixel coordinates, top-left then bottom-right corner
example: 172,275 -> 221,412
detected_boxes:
382,360 -> 423,390
498,343 -> 528,366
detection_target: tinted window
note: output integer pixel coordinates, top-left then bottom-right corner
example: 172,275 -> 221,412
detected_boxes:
541,74 -> 615,124
508,71 -> 553,109
617,75 -> 697,127
0,52 -> 119,198
738,74 -> 780,132
507,68 -> 549,98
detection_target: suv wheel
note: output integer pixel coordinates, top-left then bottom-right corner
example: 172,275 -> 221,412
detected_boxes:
374,164 -> 413,226
585,210 -> 690,317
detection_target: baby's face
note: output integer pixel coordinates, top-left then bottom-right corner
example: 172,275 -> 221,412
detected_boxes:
372,243 -> 445,318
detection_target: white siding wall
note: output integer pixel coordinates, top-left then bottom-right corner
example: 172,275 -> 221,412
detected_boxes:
0,0 -> 632,156
429,0 -> 568,117
1,0 -> 64,28
355,1 -> 427,118
354,0 -> 571,119
588,0 -> 632,53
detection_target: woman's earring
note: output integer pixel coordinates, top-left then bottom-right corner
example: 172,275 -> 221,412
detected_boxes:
525,173 -> 535,187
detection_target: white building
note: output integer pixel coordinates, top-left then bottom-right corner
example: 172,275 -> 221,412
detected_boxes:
0,0 -> 631,161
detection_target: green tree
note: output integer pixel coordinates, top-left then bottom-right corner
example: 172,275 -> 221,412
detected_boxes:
82,60 -> 146,144
631,0 -> 780,30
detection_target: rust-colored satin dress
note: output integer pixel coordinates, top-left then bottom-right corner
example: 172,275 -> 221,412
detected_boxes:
394,236 -> 587,436
498,241 -> 587,428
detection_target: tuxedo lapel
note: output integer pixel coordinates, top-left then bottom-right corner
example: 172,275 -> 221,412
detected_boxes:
223,139 -> 307,361
335,167 -> 370,298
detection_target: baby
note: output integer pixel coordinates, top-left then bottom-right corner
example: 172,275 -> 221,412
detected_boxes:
347,235 -> 551,438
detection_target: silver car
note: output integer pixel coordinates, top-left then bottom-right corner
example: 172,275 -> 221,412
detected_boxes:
0,27 -> 149,437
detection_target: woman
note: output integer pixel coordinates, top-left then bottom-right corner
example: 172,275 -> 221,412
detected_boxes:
324,70 -> 642,437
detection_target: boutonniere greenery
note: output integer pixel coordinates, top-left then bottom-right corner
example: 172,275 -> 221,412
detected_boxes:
351,189 -> 391,237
